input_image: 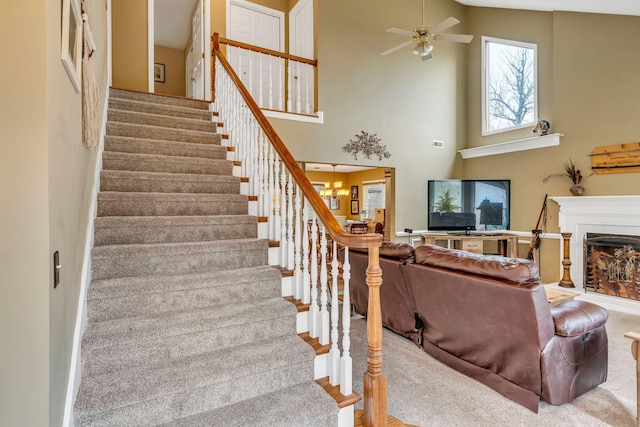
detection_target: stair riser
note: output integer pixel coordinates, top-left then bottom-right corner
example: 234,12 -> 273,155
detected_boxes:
91,245 -> 268,280
108,109 -> 218,133
99,176 -> 240,195
74,361 -> 314,427
87,281 -> 281,322
108,98 -> 213,121
97,199 -> 248,217
107,122 -> 220,145
102,157 -> 232,176
104,137 -> 227,160
94,221 -> 256,246
110,88 -> 210,110
82,314 -> 294,376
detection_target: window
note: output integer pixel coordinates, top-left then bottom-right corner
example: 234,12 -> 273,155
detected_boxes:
482,36 -> 537,135
361,180 -> 386,219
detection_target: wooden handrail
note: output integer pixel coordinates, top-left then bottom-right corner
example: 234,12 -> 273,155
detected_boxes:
212,34 -> 380,250
218,36 -> 318,67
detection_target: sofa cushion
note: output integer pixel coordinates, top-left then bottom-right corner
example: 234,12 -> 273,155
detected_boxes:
350,241 -> 414,261
550,300 -> 609,337
414,244 -> 539,284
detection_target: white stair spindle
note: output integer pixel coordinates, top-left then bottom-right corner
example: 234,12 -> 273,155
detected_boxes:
273,155 -> 281,243
340,247 -> 353,396
258,52 -> 264,107
319,223 -> 329,346
295,61 -> 302,114
309,213 -> 319,338
268,146 -> 276,240
329,241 -> 341,385
301,198 -> 311,304
286,59 -> 292,113
286,172 -> 295,269
293,184 -> 303,299
280,166 -> 288,268
268,55 -> 274,110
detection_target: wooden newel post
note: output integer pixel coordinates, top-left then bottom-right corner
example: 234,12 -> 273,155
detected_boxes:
559,233 -> 574,288
364,246 -> 388,427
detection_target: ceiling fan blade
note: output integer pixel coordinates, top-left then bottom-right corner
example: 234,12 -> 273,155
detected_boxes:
380,40 -> 413,56
437,33 -> 474,43
385,28 -> 416,37
430,16 -> 460,34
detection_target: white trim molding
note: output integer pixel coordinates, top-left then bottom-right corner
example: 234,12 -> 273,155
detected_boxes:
458,133 -> 562,159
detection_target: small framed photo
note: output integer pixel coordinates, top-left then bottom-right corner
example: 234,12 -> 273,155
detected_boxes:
350,185 -> 359,200
350,199 -> 359,215
330,198 -> 340,210
61,0 -> 83,92
154,63 -> 166,83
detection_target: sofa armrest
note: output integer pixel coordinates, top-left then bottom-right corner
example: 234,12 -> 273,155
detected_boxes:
551,300 -> 608,337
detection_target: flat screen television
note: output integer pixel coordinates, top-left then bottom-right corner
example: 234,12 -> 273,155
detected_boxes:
427,180 -> 510,232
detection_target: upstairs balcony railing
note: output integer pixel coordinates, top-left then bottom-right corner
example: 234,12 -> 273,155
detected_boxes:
216,36 -> 317,116
212,33 -> 389,427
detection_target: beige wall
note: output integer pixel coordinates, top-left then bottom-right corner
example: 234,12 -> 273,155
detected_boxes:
270,0 -> 468,233
1,0 -> 109,425
154,45 -> 186,97
0,1 -> 50,425
112,0 -> 148,91
463,8 -> 640,281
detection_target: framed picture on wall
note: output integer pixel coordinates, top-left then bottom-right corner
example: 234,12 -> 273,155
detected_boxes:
351,185 -> 358,199
154,63 -> 166,83
330,198 -> 340,210
350,199 -> 359,215
61,0 -> 83,92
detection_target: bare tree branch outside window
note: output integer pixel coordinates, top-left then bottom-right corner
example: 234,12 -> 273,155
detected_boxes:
484,38 -> 537,134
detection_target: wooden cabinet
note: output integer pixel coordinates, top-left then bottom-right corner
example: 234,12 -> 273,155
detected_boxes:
421,233 -> 519,258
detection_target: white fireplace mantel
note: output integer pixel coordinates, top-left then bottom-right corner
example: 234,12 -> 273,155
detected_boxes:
550,195 -> 640,314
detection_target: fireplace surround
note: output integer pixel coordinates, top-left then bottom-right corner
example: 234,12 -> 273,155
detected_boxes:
551,195 -> 640,314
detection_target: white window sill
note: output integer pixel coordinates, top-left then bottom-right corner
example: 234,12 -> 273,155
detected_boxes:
263,109 -> 324,124
458,133 -> 563,159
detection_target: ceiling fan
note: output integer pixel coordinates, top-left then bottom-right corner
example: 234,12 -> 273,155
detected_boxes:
380,0 -> 473,61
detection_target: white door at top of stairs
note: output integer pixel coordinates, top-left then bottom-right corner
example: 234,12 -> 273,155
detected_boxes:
188,0 -> 206,100
289,0 -> 314,115
228,0 -> 284,110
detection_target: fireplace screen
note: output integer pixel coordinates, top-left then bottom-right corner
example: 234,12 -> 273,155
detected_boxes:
584,233 -> 640,301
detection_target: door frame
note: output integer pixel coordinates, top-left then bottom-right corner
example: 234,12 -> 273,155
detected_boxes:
147,0 -> 211,99
289,0 -> 313,58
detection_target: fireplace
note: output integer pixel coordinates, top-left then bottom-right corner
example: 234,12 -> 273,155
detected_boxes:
584,233 -> 640,301
551,195 -> 640,313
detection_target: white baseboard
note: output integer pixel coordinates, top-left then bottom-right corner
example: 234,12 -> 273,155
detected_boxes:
62,89 -> 109,427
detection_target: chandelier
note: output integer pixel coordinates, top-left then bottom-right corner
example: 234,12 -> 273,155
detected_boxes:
320,164 -> 349,200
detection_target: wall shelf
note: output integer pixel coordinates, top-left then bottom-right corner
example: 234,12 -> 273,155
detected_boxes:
458,133 -> 563,159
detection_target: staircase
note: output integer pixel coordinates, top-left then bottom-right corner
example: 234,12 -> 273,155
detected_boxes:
73,88 -> 339,426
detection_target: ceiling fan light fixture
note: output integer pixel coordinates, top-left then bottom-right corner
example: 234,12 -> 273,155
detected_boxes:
412,41 -> 433,57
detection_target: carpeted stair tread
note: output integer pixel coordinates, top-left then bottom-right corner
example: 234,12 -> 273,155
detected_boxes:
93,214 -> 257,245
107,121 -> 220,145
91,238 -> 268,280
87,267 -> 281,322
165,382 -> 338,427
97,191 -> 248,217
82,297 -> 295,349
74,334 -> 315,420
88,265 -> 279,300
108,97 -> 214,121
81,298 -> 296,376
108,108 -> 218,133
104,135 -> 227,159
110,87 -> 210,110
99,170 -> 240,194
102,151 -> 233,175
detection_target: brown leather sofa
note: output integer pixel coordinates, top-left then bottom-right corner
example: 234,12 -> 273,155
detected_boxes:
345,241 -> 422,345
346,243 -> 609,412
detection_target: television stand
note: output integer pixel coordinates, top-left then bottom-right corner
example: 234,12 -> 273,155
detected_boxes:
421,232 -> 519,258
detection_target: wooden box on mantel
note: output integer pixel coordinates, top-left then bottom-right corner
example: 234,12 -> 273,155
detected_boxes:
591,142 -> 640,174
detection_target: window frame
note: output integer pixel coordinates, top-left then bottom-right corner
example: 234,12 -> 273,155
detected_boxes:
481,36 -> 538,136
361,179 -> 386,219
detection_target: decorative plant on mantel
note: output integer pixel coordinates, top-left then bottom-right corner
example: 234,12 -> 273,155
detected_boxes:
343,131 -> 391,161
543,159 -> 594,196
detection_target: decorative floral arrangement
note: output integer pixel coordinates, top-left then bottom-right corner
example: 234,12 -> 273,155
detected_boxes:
343,131 -> 391,161
543,159 -> 593,185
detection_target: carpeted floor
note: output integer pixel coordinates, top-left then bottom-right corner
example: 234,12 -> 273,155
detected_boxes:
350,309 -> 639,426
